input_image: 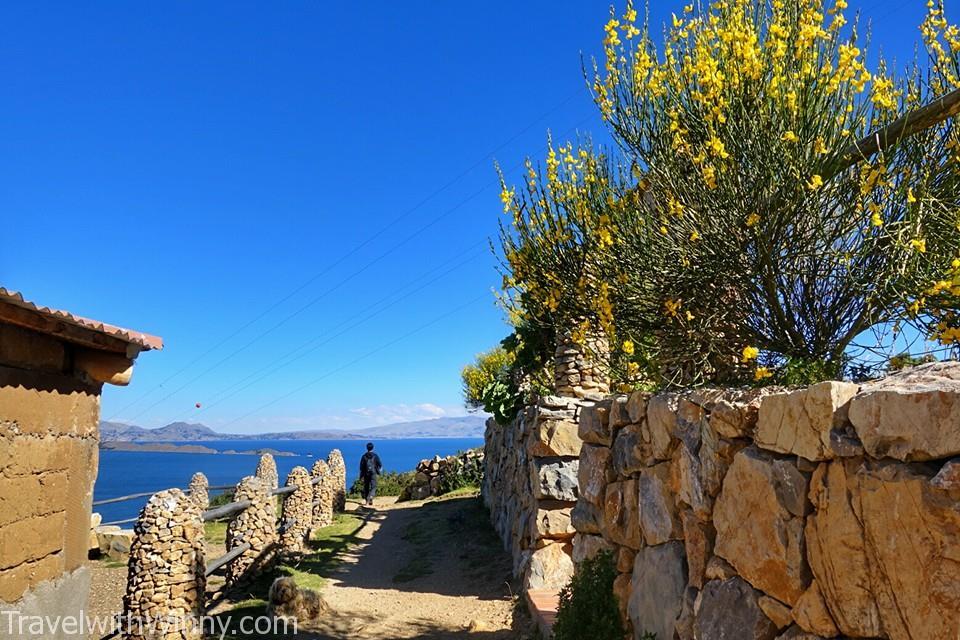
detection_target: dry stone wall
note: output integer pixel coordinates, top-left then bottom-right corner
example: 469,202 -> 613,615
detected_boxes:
483,395 -> 587,590
255,453 -> 279,491
225,476 -> 276,587
310,459 -> 334,527
327,449 -> 346,512
401,449 -> 483,500
280,466 -> 313,555
123,489 -> 205,640
187,472 -> 208,509
570,362 -> 960,640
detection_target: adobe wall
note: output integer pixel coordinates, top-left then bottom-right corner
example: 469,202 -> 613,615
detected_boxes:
572,362 -> 960,640
0,324 -> 102,636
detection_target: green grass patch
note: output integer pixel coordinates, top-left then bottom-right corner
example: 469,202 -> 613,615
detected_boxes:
208,512 -> 366,638
204,521 -> 227,546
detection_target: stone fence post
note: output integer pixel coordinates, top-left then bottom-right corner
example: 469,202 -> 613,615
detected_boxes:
225,476 -> 277,587
188,472 -> 209,509
255,453 -> 279,491
280,466 -> 313,555
123,489 -> 205,640
311,459 -> 333,528
327,449 -> 346,512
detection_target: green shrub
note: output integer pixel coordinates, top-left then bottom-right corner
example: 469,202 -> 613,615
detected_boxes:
553,550 -> 624,640
208,490 -> 235,508
347,471 -> 415,498
436,454 -> 483,495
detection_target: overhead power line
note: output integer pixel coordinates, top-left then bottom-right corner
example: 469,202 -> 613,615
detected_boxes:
108,89 -> 586,420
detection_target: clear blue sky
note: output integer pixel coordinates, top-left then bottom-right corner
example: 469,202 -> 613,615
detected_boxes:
1,1 -> 928,432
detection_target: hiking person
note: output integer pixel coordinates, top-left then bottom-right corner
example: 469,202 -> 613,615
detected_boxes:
359,442 -> 382,506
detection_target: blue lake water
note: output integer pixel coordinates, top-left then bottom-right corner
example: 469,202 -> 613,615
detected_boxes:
93,438 -> 483,524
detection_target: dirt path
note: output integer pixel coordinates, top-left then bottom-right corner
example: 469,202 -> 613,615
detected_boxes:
308,496 -> 524,639
89,494 -> 530,639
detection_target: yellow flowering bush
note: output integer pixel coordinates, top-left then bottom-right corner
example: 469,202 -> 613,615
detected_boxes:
584,0 -> 960,383
496,137 -> 638,366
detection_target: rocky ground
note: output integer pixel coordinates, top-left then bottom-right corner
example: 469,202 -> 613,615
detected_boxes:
87,494 -> 532,639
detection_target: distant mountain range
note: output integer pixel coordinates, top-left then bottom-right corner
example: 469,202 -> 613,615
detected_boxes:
98,415 -> 488,442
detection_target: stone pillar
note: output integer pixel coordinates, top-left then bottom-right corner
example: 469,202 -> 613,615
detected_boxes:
327,449 -> 347,512
188,472 -> 209,509
310,459 -> 334,528
123,489 -> 205,640
280,466 -> 313,555
554,324 -> 611,398
225,476 -> 277,587
255,453 -> 279,491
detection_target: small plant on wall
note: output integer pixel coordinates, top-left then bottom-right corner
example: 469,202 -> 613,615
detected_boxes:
553,551 -> 625,640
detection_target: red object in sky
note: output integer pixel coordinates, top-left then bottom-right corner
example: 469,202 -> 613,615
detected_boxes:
195,402 -> 201,409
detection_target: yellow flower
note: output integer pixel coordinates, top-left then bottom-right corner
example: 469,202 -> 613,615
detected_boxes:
664,299 -> 681,317
807,174 -> 824,191
871,211 -> 883,227
754,366 -> 773,381
689,230 -> 700,241
685,310 -> 695,321
907,188 -> 917,204
741,346 -> 759,362
622,340 -> 635,355
627,362 -> 640,376
781,130 -> 799,143
910,238 -> 927,253
660,225 -> 669,235
499,186 -> 515,213
746,213 -> 761,227
813,138 -> 828,155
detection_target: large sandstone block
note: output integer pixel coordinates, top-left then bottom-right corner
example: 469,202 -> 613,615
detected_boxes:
638,462 -> 681,546
578,444 -> 614,505
680,509 -> 714,589
531,502 -> 575,540
645,393 -> 680,460
709,388 -> 772,439
628,541 -> 687,640
603,478 -> 641,549
848,361 -> 960,461
792,581 -> 839,637
806,458 -> 960,640
579,399 -> 613,445
570,499 -> 603,534
572,533 -> 615,565
611,423 -> 653,478
694,577 -> 779,640
756,382 -> 859,461
627,390 -> 650,423
531,458 -> 579,501
524,541 -> 574,590
713,447 -> 810,605
529,416 -> 582,457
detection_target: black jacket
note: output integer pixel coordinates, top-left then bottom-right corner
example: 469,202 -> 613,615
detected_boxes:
360,451 -> 382,477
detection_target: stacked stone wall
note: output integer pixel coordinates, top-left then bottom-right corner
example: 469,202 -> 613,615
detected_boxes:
123,489 -> 205,640
254,453 -> 279,491
569,362 -> 960,640
483,395 -> 588,590
327,449 -> 346,512
225,476 -> 277,586
310,460 -> 334,527
187,472 -> 208,509
401,449 -> 483,500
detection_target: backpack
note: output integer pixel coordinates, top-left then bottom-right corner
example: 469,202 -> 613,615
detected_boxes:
362,452 -> 377,477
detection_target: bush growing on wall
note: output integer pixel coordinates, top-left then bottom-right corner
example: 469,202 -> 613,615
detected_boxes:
492,0 -> 960,390
553,550 -> 625,640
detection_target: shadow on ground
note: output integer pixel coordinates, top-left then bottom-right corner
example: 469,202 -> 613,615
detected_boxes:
208,495 -> 527,639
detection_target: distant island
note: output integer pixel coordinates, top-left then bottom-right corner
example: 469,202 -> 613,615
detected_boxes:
99,442 -> 298,456
99,415 -> 487,443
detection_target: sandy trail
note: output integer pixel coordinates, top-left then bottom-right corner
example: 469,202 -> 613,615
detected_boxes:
308,496 -> 523,639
